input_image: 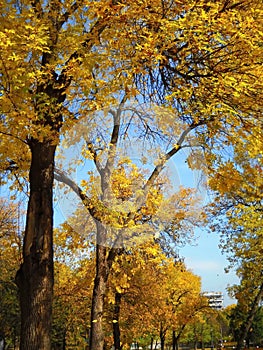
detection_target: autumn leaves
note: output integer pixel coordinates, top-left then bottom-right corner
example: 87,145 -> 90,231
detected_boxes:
0,0 -> 263,349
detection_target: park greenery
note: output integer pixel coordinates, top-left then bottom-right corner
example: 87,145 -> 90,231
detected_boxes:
0,0 -> 262,349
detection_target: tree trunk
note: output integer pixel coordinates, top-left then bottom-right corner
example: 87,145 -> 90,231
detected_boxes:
172,330 -> 179,350
236,282 -> 263,350
160,323 -> 166,350
160,335 -> 165,350
172,330 -> 176,350
62,329 -> 66,350
15,141 -> 56,350
89,243 -> 108,350
113,292 -> 122,350
89,219 -> 118,350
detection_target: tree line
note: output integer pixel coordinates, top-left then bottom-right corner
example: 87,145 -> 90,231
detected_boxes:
0,0 -> 262,349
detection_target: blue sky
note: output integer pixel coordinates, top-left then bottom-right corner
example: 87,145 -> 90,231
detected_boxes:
180,230 -> 238,306
168,149 -> 239,306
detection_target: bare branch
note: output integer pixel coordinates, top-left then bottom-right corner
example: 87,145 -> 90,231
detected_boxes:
54,168 -> 83,199
0,131 -> 29,145
54,168 -> 121,225
86,141 -> 103,175
104,95 -> 128,174
57,0 -> 84,30
144,121 -> 202,192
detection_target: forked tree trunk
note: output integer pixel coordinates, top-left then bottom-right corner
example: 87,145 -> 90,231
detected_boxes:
89,243 -> 108,350
89,221 -> 118,350
89,215 -> 114,350
15,141 -> 56,350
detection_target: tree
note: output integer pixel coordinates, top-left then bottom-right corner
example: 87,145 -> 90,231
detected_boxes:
54,100 -> 208,349
229,304 -> 263,347
1,1 -> 138,347
52,223 -> 95,349
0,199 -> 21,349
154,262 -> 208,350
52,260 -> 94,349
105,245 -> 205,350
0,2 -> 134,348
1,1 -> 262,348
53,219 -> 205,350
207,119 -> 263,349
228,272 -> 263,350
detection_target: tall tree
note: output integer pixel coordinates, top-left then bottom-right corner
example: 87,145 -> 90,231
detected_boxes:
0,199 -> 21,349
207,121 -> 263,349
54,100 -> 207,349
0,2 -> 133,348
0,1 -> 262,349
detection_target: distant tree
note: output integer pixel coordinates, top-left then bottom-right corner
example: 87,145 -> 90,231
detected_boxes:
0,199 -> 21,348
51,223 -> 95,349
107,247 -> 205,350
207,127 -> 263,350
1,0 -> 262,348
229,305 -> 263,347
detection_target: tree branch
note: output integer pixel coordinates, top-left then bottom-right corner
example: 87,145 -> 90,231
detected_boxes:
57,0 -> 84,30
54,168 -> 125,226
30,0 -> 43,18
86,141 -> 103,175
104,95 -> 128,174
56,18 -> 108,90
143,121 -> 203,192
55,118 -> 205,228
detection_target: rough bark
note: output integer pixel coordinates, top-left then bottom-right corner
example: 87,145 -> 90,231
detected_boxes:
89,221 -> 118,350
15,141 -> 56,350
160,323 -> 166,350
113,292 -> 122,350
89,242 -> 108,350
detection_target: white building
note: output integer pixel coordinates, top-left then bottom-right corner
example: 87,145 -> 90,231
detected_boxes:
204,291 -> 224,310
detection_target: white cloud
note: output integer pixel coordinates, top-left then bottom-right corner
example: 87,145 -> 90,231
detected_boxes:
186,259 -> 222,272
